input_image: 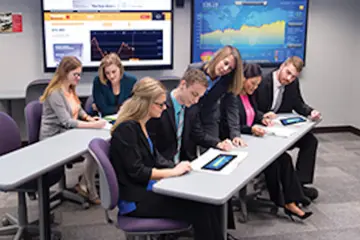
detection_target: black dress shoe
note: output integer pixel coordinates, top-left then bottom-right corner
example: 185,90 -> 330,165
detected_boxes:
302,186 -> 319,201
299,196 -> 312,207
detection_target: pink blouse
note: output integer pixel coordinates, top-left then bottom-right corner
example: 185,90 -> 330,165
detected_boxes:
240,95 -> 255,126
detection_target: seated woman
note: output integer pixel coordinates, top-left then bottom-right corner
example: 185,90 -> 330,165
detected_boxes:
39,56 -> 108,205
92,53 -> 137,116
109,77 -> 224,240
219,63 -> 312,221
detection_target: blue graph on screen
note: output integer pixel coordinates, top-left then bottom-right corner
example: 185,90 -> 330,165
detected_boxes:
192,0 -> 309,65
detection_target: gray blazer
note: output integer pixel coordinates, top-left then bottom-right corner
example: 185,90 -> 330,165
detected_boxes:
39,89 -> 87,140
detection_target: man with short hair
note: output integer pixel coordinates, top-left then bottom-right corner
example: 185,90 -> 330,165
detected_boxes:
147,68 -> 236,231
254,56 -> 321,203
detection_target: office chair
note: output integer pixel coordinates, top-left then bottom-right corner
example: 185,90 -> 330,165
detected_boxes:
233,174 -> 278,223
25,79 -> 50,105
0,112 -> 62,239
88,138 -> 191,240
24,100 -> 90,209
158,76 -> 180,91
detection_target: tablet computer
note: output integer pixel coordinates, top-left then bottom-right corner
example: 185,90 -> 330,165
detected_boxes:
201,154 -> 237,171
280,116 -> 306,126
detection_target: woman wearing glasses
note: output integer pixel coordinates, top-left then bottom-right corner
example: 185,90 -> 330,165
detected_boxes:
39,56 -> 107,205
110,77 -> 224,240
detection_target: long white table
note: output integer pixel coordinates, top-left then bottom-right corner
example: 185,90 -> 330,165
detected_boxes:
0,128 -> 111,240
153,114 -> 319,239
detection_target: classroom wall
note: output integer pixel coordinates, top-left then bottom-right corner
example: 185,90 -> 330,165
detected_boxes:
0,0 -> 358,139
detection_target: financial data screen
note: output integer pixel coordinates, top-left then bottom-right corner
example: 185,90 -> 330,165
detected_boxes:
42,0 -> 173,71
191,0 -> 309,66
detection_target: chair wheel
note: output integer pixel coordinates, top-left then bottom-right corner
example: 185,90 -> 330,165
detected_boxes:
270,207 -> 278,215
1,217 -> 10,226
82,202 -> 90,209
51,232 -> 62,240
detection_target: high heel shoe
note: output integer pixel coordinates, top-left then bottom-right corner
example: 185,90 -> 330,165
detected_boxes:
284,208 -> 313,221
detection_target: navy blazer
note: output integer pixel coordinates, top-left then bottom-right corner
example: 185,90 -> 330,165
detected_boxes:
220,93 -> 263,140
92,72 -> 137,116
147,93 -> 216,162
254,71 -> 313,117
110,120 -> 174,202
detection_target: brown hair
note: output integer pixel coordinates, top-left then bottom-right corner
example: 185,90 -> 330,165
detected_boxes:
98,53 -> 124,85
40,56 -> 82,102
203,45 -> 244,95
182,68 -> 208,88
111,77 -> 166,133
284,56 -> 304,73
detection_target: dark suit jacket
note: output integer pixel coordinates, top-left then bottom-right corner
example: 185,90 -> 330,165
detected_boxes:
220,93 -> 263,139
187,62 -> 234,146
110,120 -> 174,202
147,93 -> 216,162
92,72 -> 137,116
254,71 -> 313,117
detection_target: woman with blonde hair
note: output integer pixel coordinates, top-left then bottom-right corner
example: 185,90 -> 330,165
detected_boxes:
92,53 -> 137,116
40,56 -> 107,205
110,77 -> 224,240
188,45 -> 246,154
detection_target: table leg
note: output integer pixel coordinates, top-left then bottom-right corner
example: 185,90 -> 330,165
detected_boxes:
37,174 -> 51,240
221,203 -> 228,240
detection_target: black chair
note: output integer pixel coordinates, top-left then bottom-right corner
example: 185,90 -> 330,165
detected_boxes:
158,76 -> 180,91
233,174 -> 278,223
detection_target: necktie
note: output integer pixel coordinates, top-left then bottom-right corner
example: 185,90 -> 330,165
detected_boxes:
272,86 -> 284,113
174,106 -> 185,164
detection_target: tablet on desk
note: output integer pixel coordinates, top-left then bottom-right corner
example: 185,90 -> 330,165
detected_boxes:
280,116 -> 306,126
201,154 -> 237,171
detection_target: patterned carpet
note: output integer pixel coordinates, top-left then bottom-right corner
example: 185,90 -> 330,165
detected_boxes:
0,132 -> 359,239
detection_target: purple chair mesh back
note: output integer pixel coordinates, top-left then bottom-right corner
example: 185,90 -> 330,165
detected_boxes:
0,112 -> 22,156
88,138 -> 119,209
84,96 -> 94,114
25,101 -> 43,144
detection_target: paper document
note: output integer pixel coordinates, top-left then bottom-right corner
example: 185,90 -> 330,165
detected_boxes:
191,148 -> 248,175
257,125 -> 297,138
102,121 -> 113,130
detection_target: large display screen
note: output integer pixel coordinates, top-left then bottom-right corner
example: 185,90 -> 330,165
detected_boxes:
41,0 -> 173,71
191,0 -> 309,67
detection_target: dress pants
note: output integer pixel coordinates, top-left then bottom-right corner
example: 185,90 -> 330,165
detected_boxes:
289,132 -> 318,185
127,192 -> 224,240
264,152 -> 305,206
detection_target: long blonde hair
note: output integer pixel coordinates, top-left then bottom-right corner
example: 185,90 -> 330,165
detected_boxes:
111,77 -> 166,133
204,45 -> 244,95
40,56 -> 82,102
98,53 -> 124,85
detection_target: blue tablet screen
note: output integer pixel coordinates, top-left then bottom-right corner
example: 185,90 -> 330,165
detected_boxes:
280,117 -> 306,126
202,154 -> 237,171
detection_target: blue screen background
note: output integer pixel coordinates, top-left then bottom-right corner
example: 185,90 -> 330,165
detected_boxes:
191,0 -> 309,65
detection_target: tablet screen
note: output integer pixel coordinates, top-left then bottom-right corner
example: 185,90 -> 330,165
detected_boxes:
280,117 -> 306,126
201,154 -> 237,171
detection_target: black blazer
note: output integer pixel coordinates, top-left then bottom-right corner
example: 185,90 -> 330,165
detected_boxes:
220,93 -> 263,139
254,71 -> 313,117
110,120 -> 175,202
147,93 -> 216,162
187,62 -> 234,145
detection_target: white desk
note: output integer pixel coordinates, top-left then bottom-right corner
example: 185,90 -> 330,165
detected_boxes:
153,114 -> 319,239
0,128 -> 111,240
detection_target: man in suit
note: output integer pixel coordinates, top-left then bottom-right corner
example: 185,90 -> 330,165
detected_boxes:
147,68 -> 233,162
147,68 -> 236,232
254,56 -> 321,203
